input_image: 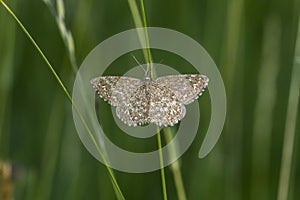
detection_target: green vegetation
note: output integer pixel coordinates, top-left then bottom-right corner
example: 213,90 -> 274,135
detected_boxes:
0,0 -> 299,199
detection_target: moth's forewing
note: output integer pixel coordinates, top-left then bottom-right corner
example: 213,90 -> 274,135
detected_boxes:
91,76 -> 143,106
155,74 -> 209,104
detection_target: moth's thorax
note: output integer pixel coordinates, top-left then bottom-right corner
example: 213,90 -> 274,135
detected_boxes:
143,77 -> 152,82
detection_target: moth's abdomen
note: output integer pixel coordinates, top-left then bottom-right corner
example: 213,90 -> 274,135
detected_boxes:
127,84 -> 151,126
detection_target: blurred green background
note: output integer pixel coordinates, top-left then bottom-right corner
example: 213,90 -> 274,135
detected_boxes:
0,0 -> 299,199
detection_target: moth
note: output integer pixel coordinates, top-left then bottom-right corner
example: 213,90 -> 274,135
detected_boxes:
90,74 -> 209,127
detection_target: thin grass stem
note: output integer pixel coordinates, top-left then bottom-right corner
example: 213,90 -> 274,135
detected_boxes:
0,1 -> 125,199
43,1 -> 123,198
141,2 -> 187,198
43,0 -> 78,72
127,1 -> 167,199
139,1 -> 168,199
139,0 -> 154,78
157,127 -> 168,200
164,127 -> 187,200
127,0 -> 148,64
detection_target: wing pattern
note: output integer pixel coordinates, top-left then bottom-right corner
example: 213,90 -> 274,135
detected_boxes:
155,74 -> 209,104
91,74 -> 209,126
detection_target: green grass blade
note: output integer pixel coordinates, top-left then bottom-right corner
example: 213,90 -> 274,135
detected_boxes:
164,127 -> 187,200
127,0 -> 150,69
139,0 -> 154,78
43,0 -> 78,72
35,95 -> 64,200
0,0 -> 15,160
157,127 -> 168,200
251,15 -> 281,199
0,1 -> 125,199
277,13 -> 300,200
128,1 -> 168,199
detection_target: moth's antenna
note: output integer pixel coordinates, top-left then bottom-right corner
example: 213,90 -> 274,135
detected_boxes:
132,55 -> 142,66
132,55 -> 149,77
